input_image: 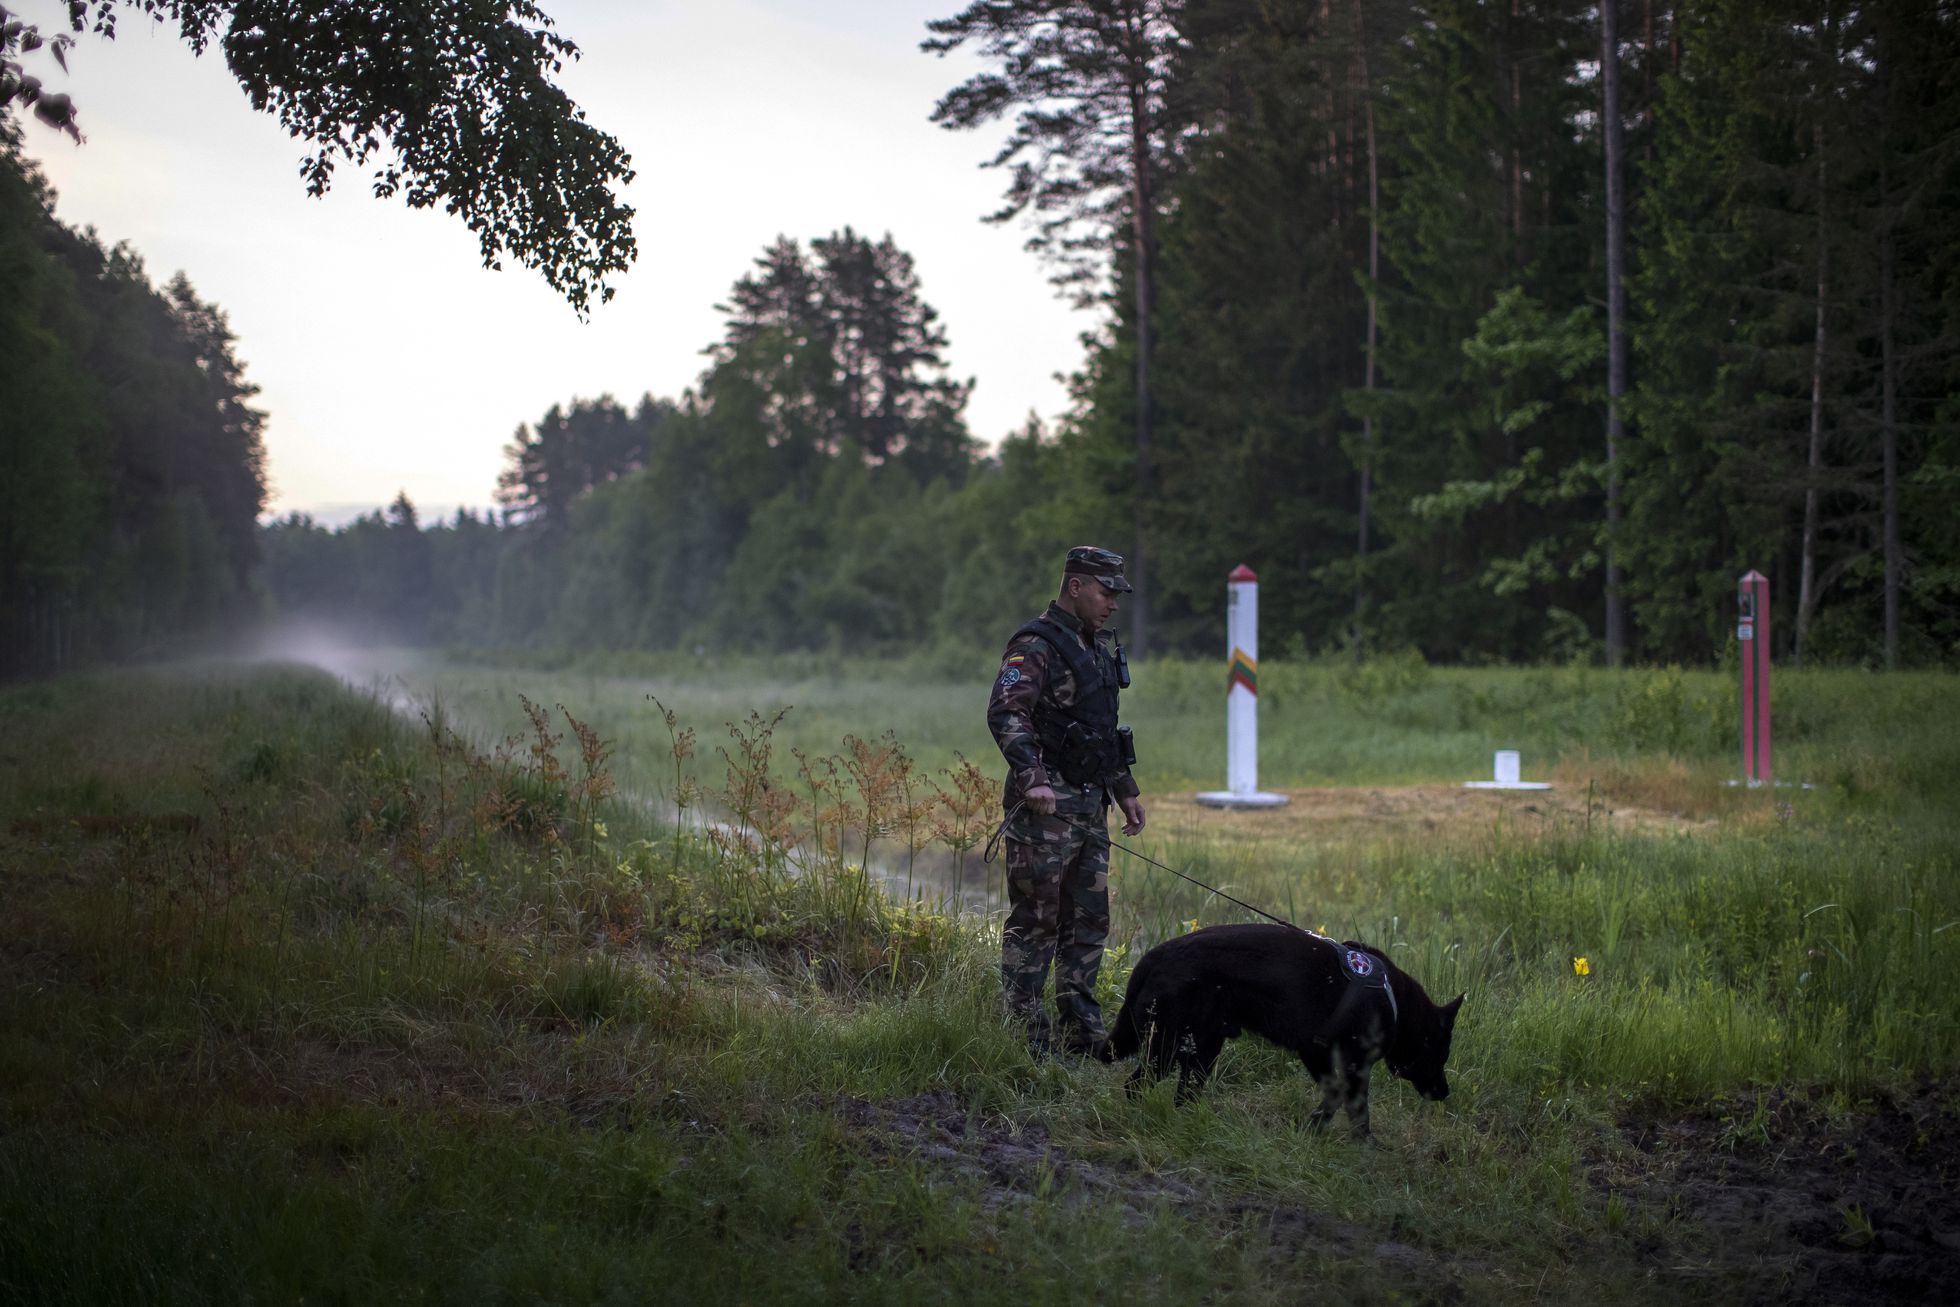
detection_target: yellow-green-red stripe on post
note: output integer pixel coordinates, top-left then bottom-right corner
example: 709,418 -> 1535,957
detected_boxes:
1227,647 -> 1257,696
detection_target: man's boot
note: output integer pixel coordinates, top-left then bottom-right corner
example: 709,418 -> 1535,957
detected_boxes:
1054,994 -> 1113,1062
1002,978 -> 1054,1059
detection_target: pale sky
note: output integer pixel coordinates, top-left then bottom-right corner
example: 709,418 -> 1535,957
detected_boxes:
12,0 -> 1089,522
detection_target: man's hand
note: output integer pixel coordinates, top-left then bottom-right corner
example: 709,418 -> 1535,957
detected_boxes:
1117,794 -> 1146,836
1023,784 -> 1058,816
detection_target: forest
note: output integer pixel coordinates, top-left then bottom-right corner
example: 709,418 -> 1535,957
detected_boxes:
5,0 -> 1957,676
1,122 -> 266,677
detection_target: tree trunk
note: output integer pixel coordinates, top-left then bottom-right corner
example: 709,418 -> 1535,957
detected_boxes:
1881,270 -> 1899,671
1642,0 -> 1656,161
1602,0 -> 1628,667
1353,0 -> 1379,660
1795,126 -> 1827,666
1129,73 -> 1154,660
1879,36 -> 1900,671
1510,0 -> 1524,256
1321,0 -> 1339,197
1795,3 -> 1833,665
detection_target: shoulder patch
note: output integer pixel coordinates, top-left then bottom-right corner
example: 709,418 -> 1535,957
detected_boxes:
998,667 -> 1021,687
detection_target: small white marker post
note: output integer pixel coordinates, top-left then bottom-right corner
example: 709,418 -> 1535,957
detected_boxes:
1463,749 -> 1551,791
1197,565 -> 1289,809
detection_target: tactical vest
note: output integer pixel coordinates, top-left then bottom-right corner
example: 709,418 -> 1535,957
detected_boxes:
1011,614 -> 1123,787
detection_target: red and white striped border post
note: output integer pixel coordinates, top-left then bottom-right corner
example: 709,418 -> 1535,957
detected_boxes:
1739,570 -> 1771,785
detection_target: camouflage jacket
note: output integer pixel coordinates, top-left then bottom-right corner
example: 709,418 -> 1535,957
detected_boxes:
987,601 -> 1140,812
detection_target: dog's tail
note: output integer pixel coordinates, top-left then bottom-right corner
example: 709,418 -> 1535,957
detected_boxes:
1108,999 -> 1140,1060
1107,958 -> 1150,1060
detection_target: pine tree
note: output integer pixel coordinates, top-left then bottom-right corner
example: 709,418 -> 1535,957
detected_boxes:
1368,0 -> 1600,659
494,396 -> 654,534
1139,0 -> 1383,651
1602,0 -> 1630,665
1626,0 -> 1920,664
925,0 -> 1184,655
706,230 -> 974,484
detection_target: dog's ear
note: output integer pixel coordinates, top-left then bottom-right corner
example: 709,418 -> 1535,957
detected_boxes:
1442,993 -> 1465,1026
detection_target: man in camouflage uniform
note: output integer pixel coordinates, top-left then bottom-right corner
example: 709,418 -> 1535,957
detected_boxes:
988,545 -> 1147,1058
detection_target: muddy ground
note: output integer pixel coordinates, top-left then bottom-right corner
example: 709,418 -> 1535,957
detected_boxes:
1606,1088 -> 1960,1304
841,1088 -> 1470,1293
841,1084 -> 1960,1305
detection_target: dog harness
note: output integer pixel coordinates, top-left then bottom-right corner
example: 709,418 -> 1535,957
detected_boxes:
1305,932 -> 1398,1044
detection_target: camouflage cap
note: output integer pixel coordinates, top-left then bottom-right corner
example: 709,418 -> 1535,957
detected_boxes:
1064,545 -> 1133,593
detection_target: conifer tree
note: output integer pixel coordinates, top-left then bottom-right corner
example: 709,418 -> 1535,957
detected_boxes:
1139,0 -> 1385,649
708,230 -> 974,485
1,128 -> 267,671
1367,0 -> 1599,658
925,0 -> 1184,655
1602,0 -> 1630,665
495,396 -> 654,535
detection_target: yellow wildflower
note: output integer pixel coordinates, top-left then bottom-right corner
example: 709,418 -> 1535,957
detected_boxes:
1572,956 -> 1592,976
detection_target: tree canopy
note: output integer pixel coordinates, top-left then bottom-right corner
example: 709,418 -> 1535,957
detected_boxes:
1,0 -> 635,314
12,1 -> 1960,673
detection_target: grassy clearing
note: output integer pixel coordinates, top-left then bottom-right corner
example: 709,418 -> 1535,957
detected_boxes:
2,659 -> 1957,1303
366,643 -> 1960,814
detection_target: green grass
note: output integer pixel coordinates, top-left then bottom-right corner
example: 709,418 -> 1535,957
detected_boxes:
2,657 -> 1957,1303
361,643 -> 1960,810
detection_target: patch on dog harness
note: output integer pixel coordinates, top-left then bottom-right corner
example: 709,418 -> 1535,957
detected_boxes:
1344,949 -> 1375,978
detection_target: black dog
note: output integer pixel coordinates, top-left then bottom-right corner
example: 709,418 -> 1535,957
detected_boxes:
1108,923 -> 1463,1140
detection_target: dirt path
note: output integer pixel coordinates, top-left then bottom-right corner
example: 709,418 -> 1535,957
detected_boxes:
1152,783 -> 1713,847
884,783 -> 1716,916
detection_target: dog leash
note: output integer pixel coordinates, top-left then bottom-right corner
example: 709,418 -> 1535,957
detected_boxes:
985,801 -> 1300,930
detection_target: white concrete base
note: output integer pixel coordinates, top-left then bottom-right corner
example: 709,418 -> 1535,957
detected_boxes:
1463,749 -> 1549,790
1195,790 -> 1292,809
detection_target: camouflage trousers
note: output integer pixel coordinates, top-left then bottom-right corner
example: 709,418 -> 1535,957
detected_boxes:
1000,797 -> 1111,1045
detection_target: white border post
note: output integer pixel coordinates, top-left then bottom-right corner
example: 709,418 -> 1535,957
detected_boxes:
1198,565 -> 1289,809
